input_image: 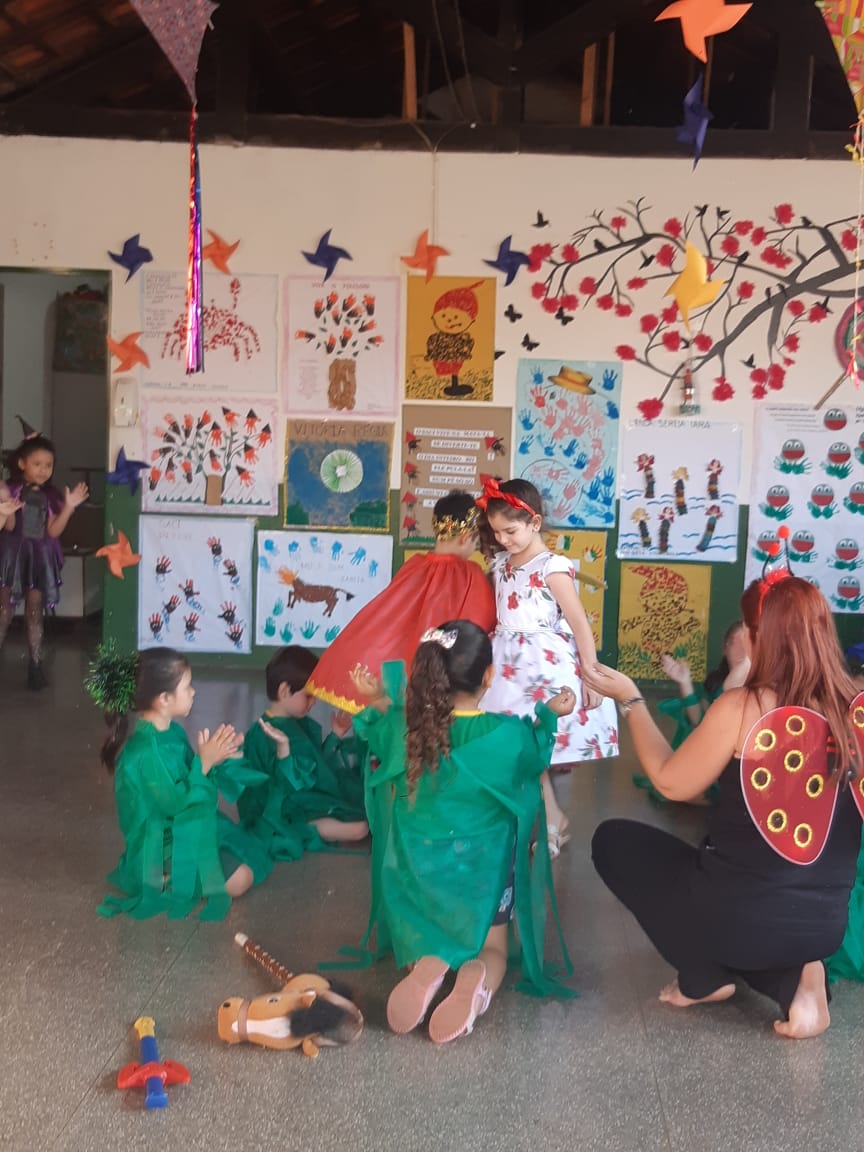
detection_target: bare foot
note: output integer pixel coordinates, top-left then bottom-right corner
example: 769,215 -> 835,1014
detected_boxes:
659,979 -> 736,1007
774,962 -> 830,1039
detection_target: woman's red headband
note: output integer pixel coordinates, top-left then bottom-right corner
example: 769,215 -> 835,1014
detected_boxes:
475,475 -> 537,517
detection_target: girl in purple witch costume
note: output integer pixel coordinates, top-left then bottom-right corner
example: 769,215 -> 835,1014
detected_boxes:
0,432 -> 88,688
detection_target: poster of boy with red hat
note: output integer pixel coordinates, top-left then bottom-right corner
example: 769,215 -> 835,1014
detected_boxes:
405,276 -> 496,401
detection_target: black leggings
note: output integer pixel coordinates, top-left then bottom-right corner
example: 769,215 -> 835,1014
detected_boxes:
592,819 -> 831,1018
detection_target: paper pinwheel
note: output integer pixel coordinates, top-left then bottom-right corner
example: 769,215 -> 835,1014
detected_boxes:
302,229 -> 352,282
484,236 -> 531,286
96,531 -> 142,579
108,235 -> 154,281
202,230 -> 240,274
106,447 -> 149,495
677,73 -> 713,166
656,0 -> 752,64
107,332 -> 150,373
401,230 -> 449,281
665,242 -> 726,329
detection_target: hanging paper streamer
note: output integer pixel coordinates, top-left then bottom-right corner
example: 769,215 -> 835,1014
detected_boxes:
818,0 -> 864,114
129,0 -> 217,375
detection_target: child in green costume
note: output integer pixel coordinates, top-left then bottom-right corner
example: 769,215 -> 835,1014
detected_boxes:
94,647 -> 272,921
350,620 -> 577,1045
239,646 -> 368,858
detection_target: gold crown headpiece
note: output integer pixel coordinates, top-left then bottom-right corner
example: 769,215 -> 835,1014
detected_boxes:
431,505 -> 480,541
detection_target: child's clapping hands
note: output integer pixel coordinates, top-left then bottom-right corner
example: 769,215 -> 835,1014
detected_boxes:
258,717 -> 290,759
197,723 -> 243,773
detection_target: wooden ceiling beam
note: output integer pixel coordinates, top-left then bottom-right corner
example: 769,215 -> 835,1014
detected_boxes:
376,0 -> 511,87
8,34 -> 164,105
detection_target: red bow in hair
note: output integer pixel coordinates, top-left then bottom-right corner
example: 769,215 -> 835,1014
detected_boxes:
475,475 -> 537,516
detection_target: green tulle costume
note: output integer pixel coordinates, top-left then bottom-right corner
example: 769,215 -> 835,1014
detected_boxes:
350,663 -> 575,998
632,686 -> 722,804
98,721 -> 273,922
827,834 -> 864,983
237,714 -> 366,860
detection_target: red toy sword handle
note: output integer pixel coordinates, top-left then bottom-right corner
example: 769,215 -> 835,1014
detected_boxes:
234,932 -> 294,985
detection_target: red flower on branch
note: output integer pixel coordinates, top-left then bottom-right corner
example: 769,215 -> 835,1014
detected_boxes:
661,303 -> 679,323
656,243 -> 676,268
615,303 -> 633,317
752,383 -> 767,399
734,220 -> 753,235
561,243 -> 580,262
787,299 -> 805,317
693,333 -> 713,351
662,331 -> 682,351
637,398 -> 663,420
528,243 -> 553,272
626,277 -> 647,290
713,377 -> 734,401
640,314 -> 659,334
774,203 -> 795,226
737,281 -> 754,299
767,364 -> 786,390
531,282 -> 547,299
579,276 -> 597,295
560,294 -> 579,311
610,216 -> 627,230
615,344 -> 637,360
809,303 -> 829,323
720,236 -> 740,256
542,296 -> 560,313
663,217 -> 682,237
596,294 -> 614,311
783,334 -> 800,352
842,229 -> 859,252
750,367 -> 767,385
750,226 -> 767,245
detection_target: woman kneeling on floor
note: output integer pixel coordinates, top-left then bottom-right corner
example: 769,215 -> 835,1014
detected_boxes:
585,574 -> 863,1039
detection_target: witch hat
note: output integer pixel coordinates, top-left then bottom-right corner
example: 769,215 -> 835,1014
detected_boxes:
16,415 -> 38,439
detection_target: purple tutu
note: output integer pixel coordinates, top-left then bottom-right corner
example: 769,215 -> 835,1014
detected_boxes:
0,484 -> 64,606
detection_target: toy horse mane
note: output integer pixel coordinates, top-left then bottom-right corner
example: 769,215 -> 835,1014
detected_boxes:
217,933 -> 364,1058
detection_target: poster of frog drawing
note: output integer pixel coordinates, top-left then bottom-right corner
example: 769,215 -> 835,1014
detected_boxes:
255,530 -> 393,647
617,420 -> 741,563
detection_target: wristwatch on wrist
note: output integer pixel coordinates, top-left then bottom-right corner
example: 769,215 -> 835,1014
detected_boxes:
619,695 -> 646,715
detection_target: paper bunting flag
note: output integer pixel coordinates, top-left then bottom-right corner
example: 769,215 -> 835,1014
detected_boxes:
202,230 -> 240,274
677,73 -> 713,165
108,234 -> 153,281
107,332 -> 150,373
656,0 -> 752,64
665,242 -> 725,329
129,0 -> 217,101
818,0 -> 864,114
401,230 -> 449,281
96,531 -> 142,579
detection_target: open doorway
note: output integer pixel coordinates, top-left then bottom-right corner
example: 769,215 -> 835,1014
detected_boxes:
0,268 -> 110,619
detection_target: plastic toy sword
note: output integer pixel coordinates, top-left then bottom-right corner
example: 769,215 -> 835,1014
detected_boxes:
116,1017 -> 191,1109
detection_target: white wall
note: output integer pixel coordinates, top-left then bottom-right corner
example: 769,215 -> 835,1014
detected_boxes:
0,135 -> 859,492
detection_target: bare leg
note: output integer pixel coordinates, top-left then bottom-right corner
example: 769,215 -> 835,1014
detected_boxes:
774,962 -> 830,1039
539,771 -> 569,857
0,587 -> 13,650
311,817 -> 369,843
225,863 -> 254,898
659,978 -> 736,1007
428,924 -> 507,1044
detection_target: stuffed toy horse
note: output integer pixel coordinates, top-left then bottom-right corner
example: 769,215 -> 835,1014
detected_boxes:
218,933 -> 364,1059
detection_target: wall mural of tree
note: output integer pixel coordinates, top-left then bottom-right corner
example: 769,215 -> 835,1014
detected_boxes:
524,199 -> 859,418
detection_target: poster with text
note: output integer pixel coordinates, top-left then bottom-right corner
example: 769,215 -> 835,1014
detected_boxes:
141,396 -> 279,515
746,404 -> 864,610
544,529 -> 608,650
138,515 -> 254,654
285,418 -> 394,530
140,271 -> 278,392
255,530 -> 393,647
405,276 -> 496,402
515,358 -> 621,528
284,276 -> 400,417
401,404 -> 512,545
617,419 -> 741,563
617,562 -> 711,681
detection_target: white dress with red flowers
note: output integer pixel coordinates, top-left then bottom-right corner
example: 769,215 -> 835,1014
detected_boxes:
482,551 -> 618,764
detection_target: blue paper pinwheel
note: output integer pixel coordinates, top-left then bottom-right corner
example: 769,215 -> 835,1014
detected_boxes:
106,446 -> 149,495
484,236 -> 531,286
677,73 -> 713,167
302,229 -> 352,282
108,234 -> 154,281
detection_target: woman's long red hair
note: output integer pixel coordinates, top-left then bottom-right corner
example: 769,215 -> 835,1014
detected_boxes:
741,576 -> 860,778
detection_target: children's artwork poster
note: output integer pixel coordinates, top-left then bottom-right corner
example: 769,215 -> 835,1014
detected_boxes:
746,405 -> 864,610
138,516 -> 254,654
405,276 -> 496,402
400,404 -> 512,545
285,418 -> 394,531
141,396 -> 279,516
544,529 -> 607,650
255,530 -> 393,647
617,562 -> 711,681
617,420 -> 742,563
140,272 -> 278,392
284,276 -> 400,417
515,358 -> 621,528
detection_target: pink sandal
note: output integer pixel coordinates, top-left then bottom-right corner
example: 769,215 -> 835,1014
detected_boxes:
386,957 -> 448,1034
428,959 -> 492,1044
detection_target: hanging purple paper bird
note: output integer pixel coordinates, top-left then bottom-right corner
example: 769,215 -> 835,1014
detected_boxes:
677,72 -> 713,167
302,230 -> 352,282
484,236 -> 531,286
108,235 -> 153,281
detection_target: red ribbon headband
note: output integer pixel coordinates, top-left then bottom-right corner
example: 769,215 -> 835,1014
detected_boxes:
476,474 -> 537,516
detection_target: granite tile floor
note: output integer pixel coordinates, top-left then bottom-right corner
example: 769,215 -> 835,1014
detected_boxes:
2,622 -> 863,1152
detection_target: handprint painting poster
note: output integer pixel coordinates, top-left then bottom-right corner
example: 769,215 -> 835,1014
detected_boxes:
515,358 -> 621,529
617,420 -> 741,563
137,516 -> 254,654
140,271 -> 278,392
746,405 -> 864,609
141,396 -> 279,515
255,530 -> 393,648
285,418 -> 394,530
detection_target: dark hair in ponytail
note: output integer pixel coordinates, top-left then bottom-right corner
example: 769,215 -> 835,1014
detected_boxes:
100,648 -> 190,773
405,620 -> 492,787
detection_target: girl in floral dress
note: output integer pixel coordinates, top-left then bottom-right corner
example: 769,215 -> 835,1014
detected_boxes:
478,477 -> 618,855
